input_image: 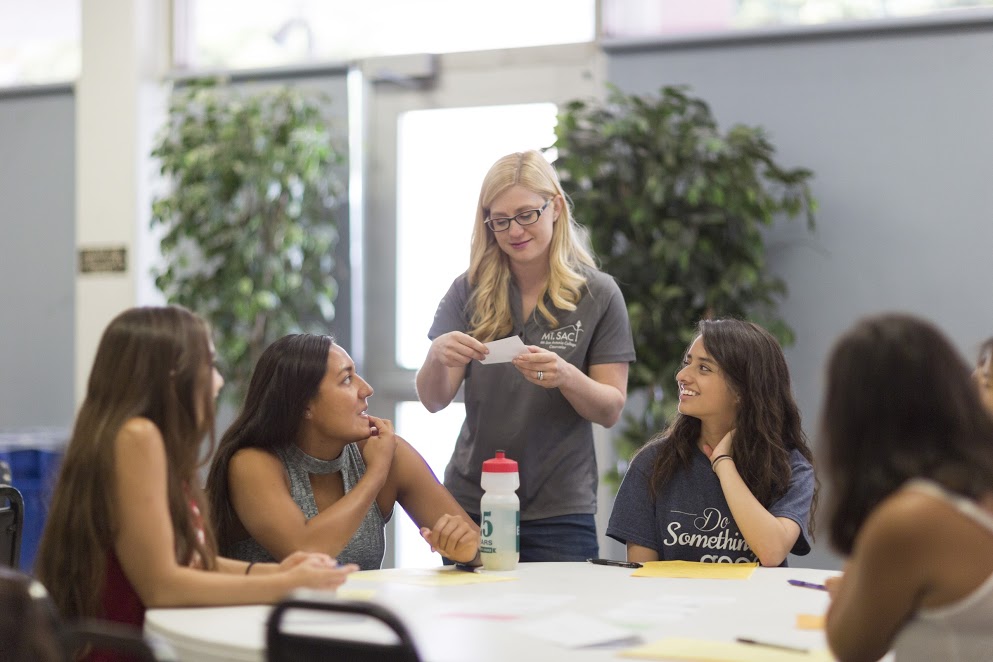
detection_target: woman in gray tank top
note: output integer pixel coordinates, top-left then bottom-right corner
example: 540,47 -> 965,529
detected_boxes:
206,334 -> 481,570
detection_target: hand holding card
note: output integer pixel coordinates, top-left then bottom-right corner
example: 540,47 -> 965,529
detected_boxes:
479,336 -> 527,364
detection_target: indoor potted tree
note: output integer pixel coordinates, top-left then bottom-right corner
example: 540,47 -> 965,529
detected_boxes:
150,79 -> 347,404
553,85 -> 816,485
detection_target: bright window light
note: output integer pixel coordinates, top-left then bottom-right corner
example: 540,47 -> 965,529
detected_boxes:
393,401 -> 467,568
0,0 -> 79,86
602,0 -> 993,39
396,103 -> 559,370
177,0 -> 595,71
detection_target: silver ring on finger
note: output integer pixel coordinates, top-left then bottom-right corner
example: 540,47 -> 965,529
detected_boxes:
537,370 -> 544,381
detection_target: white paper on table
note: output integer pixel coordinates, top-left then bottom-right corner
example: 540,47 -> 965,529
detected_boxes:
443,593 -> 575,618
478,335 -> 528,364
603,595 -> 736,626
513,611 -> 641,649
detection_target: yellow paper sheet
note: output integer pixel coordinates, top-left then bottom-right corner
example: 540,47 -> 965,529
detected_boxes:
335,588 -> 377,601
620,637 -> 833,661
631,561 -> 758,580
350,567 -> 518,587
795,614 -> 826,630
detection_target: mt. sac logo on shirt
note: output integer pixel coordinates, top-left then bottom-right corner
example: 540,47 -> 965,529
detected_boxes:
540,320 -> 584,351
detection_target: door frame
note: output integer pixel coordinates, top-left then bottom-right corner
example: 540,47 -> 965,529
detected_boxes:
355,43 -> 603,565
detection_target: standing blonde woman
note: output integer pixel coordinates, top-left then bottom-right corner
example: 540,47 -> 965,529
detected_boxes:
35,307 -> 354,642
416,150 -> 636,561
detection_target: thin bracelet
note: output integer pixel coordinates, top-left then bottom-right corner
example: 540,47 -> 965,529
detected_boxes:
711,454 -> 734,472
245,561 -> 256,575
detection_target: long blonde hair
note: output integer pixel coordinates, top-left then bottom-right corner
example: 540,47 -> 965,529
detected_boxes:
35,306 -> 218,620
467,150 -> 596,341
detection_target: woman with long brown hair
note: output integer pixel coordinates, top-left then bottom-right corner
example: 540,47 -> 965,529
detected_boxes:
822,314 -> 993,661
207,334 -> 479,570
35,307 -> 354,635
608,318 -> 817,566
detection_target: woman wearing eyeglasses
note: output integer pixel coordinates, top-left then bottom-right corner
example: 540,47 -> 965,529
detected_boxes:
416,149 -> 635,561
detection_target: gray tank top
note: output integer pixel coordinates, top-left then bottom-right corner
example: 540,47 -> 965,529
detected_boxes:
228,443 -> 391,570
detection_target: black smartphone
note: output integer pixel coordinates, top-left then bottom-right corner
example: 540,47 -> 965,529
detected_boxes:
587,558 -> 642,569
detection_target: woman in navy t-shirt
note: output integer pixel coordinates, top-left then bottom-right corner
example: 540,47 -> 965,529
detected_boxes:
608,318 -> 817,567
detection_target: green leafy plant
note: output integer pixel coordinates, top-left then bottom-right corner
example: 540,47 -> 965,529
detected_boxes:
151,79 -> 346,403
553,85 -> 816,486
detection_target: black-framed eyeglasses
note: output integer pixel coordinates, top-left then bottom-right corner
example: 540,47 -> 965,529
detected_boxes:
485,199 -> 550,232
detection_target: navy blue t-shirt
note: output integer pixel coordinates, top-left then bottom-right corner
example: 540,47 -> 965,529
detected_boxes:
607,441 -> 814,565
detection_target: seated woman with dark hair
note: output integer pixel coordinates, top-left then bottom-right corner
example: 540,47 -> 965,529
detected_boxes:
207,334 -> 480,570
35,307 -> 354,652
974,335 -> 993,414
821,313 -> 993,662
607,318 -> 817,567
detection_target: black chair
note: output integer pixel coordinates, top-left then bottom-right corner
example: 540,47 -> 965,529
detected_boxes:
0,484 -> 24,568
0,565 -> 175,662
62,619 -> 177,662
0,566 -> 62,662
267,590 -> 422,662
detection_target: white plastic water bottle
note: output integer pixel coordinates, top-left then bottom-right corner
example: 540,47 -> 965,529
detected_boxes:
479,450 -> 520,571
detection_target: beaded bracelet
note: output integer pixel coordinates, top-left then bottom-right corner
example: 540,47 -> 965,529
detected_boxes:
710,454 -> 734,472
245,561 -> 256,575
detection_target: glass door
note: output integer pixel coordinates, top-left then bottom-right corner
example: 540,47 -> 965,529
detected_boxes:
361,44 -> 600,566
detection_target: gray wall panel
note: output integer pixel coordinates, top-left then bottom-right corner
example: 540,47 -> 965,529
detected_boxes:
607,25 -> 993,569
0,90 -> 76,429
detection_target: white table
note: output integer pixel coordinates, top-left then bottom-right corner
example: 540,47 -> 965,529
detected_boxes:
145,563 -> 837,661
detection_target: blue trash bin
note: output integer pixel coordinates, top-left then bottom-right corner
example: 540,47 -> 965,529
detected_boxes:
0,429 -> 68,573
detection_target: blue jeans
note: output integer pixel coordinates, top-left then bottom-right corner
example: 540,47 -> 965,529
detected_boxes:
455,512 -> 598,563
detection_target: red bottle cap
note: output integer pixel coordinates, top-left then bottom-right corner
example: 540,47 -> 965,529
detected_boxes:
482,450 -> 518,473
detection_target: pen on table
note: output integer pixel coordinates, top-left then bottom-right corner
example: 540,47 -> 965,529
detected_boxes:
787,579 -> 827,591
586,558 -> 642,569
736,637 -> 809,654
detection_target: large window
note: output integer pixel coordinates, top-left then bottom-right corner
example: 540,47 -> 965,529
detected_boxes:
396,103 -> 559,370
602,0 -> 993,39
0,0 -> 79,87
174,0 -> 596,72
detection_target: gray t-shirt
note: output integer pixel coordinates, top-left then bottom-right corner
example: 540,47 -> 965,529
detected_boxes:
228,443 -> 392,571
428,269 -> 636,521
607,441 -> 814,565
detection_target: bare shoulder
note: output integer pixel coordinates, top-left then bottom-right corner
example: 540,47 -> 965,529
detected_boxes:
229,447 -> 284,479
115,417 -> 166,459
858,489 -> 949,556
394,436 -> 432,472
880,488 -> 961,526
112,418 -> 168,490
394,435 -> 416,456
